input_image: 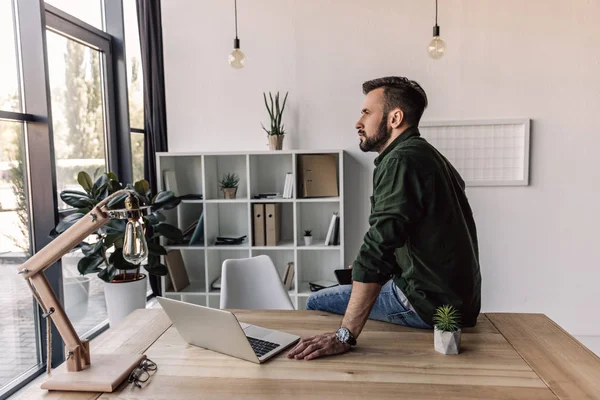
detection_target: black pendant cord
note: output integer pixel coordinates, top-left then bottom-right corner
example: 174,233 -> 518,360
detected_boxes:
234,0 -> 239,39
435,0 -> 438,27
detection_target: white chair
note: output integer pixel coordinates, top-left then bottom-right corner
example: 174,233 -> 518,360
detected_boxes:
219,255 -> 294,310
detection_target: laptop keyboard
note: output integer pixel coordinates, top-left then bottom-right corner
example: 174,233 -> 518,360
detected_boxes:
247,336 -> 280,357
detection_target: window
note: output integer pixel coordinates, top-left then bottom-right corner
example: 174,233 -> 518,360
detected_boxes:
124,0 -> 145,183
44,0 -> 103,30
0,0 -> 22,112
0,121 -> 38,390
1,1 -> 137,395
46,31 -> 108,210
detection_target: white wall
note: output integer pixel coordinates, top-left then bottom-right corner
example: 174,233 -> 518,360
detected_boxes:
162,0 -> 600,335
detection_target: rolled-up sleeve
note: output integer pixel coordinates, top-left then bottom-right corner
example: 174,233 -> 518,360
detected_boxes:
352,156 -> 426,285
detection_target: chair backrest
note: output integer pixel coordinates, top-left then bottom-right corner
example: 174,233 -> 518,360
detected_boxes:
219,255 -> 294,310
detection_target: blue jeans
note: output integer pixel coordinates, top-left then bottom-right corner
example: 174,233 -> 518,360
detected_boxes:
306,280 -> 432,329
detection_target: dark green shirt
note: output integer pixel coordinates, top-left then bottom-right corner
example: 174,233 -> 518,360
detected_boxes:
352,126 -> 482,327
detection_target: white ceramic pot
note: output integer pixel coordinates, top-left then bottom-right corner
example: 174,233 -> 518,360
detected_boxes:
104,274 -> 147,327
63,276 -> 90,322
434,327 -> 461,355
304,236 -> 313,246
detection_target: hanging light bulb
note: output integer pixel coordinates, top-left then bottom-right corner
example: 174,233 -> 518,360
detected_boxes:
427,0 -> 446,59
229,38 -> 246,69
122,194 -> 149,265
228,0 -> 246,68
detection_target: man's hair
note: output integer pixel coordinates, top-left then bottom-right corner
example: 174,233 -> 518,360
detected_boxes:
362,76 -> 428,127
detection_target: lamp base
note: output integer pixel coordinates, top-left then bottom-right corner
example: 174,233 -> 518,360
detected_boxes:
41,353 -> 146,392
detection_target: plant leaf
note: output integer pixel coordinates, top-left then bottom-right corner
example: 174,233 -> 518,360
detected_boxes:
147,242 -> 168,256
154,223 -> 183,242
55,212 -> 86,234
77,254 -> 104,275
134,180 -> 151,197
144,212 -> 166,226
109,247 -> 138,270
60,191 -> 95,209
77,171 -> 93,194
144,262 -> 168,276
98,265 -> 117,282
107,192 -> 129,209
82,240 -> 103,257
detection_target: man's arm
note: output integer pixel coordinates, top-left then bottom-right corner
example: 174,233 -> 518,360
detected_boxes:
341,281 -> 382,338
286,281 -> 382,360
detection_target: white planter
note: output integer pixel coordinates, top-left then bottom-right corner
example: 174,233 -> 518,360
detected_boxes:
63,276 -> 90,322
434,327 -> 461,355
304,236 -> 313,246
104,274 -> 147,327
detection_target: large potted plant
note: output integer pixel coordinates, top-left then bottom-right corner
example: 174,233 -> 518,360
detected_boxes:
433,304 -> 462,355
261,91 -> 289,150
53,171 -> 183,326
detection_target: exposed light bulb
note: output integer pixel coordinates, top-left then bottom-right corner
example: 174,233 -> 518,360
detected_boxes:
229,42 -> 246,69
122,219 -> 148,265
428,35 -> 446,59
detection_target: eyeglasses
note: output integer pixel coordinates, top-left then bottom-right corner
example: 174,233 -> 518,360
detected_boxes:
128,358 -> 157,388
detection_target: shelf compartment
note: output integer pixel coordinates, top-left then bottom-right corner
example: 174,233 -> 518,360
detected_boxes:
204,154 -> 248,200
206,249 -> 251,296
204,202 -> 249,247
163,249 -> 206,294
159,156 -> 203,198
251,249 -> 296,292
251,202 -> 294,247
249,153 -> 294,198
296,250 -> 342,296
296,201 -> 340,246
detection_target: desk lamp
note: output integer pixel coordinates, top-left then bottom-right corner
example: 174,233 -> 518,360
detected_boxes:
18,189 -> 151,392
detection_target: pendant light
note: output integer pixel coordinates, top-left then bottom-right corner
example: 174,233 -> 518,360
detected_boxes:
228,0 -> 246,68
427,0 -> 446,59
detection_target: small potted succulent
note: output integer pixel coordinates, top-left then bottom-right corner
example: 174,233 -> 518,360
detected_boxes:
261,91 -> 289,150
303,230 -> 313,246
433,304 -> 462,355
219,173 -> 240,199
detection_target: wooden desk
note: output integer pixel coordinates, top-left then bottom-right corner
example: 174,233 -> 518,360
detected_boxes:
17,309 -> 600,399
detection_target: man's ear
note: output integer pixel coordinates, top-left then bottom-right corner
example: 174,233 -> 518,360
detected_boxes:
389,108 -> 404,129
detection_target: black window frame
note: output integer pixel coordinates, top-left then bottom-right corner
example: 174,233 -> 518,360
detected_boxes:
0,0 -> 134,398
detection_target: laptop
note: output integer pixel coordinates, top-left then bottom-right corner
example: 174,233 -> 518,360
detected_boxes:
157,296 -> 300,364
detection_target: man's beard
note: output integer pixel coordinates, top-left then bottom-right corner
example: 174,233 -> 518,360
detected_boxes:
359,115 -> 391,153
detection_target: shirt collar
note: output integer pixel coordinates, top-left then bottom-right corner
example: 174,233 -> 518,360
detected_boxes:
374,126 -> 421,166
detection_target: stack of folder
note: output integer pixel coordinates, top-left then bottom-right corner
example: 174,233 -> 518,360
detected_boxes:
252,203 -> 280,246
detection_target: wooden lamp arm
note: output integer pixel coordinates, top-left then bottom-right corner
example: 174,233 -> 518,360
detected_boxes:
17,189 -> 131,372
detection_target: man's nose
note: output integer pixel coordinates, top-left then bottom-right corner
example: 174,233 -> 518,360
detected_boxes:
355,120 -> 363,130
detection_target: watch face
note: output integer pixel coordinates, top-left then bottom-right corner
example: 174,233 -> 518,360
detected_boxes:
337,328 -> 349,342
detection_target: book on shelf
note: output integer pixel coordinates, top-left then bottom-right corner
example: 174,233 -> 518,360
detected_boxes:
282,262 -> 295,290
214,235 -> 247,245
165,250 -> 190,292
324,212 -> 339,246
282,172 -> 293,199
188,212 -> 204,245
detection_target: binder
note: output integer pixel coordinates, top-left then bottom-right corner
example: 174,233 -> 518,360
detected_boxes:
253,203 -> 266,246
165,250 -> 190,292
265,203 -> 281,246
298,154 -> 338,198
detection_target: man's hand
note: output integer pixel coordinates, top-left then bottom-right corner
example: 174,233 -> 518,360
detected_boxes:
287,332 -> 350,360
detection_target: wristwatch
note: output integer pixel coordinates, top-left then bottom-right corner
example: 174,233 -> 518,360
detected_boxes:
336,327 -> 357,346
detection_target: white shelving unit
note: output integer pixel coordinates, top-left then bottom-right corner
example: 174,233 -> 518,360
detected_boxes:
156,150 -> 345,310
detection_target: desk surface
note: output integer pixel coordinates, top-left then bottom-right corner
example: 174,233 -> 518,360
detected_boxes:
17,309 -> 600,400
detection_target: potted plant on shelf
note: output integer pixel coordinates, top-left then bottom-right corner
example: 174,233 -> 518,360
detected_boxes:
53,171 -> 183,326
303,230 -> 313,246
433,304 -> 462,355
219,173 -> 240,199
261,91 -> 289,150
